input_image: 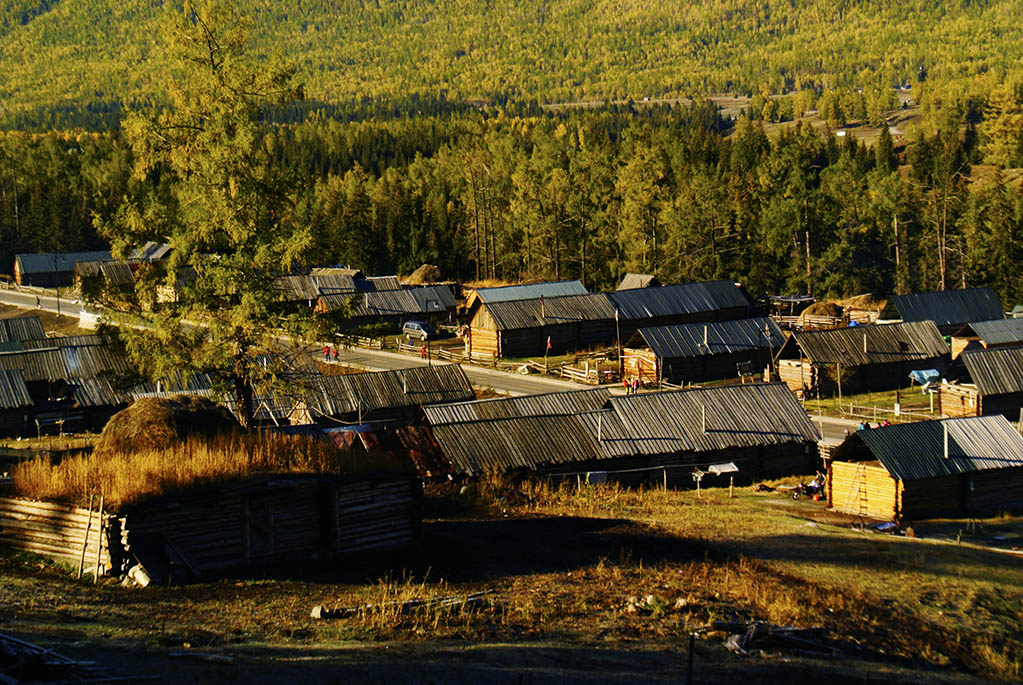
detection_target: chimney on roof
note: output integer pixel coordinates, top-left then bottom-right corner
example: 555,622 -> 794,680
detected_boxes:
943,421 -> 949,459
863,333 -> 868,355
541,294 -> 545,319
704,325 -> 709,347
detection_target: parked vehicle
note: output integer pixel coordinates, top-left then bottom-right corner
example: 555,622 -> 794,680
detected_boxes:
402,320 -> 436,341
791,472 -> 826,500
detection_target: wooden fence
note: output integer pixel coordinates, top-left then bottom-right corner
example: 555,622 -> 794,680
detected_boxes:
0,475 -> 421,582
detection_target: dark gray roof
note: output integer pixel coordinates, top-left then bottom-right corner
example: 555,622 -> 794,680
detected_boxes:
484,293 -> 616,330
0,317 -> 45,343
318,289 -> 422,316
16,251 -> 113,274
429,414 -> 604,475
472,280 -> 588,304
608,383 -> 820,455
423,388 -> 612,425
409,285 -> 457,312
607,280 -> 752,319
68,376 -> 134,408
365,275 -> 402,292
891,288 -> 1004,327
636,317 -> 784,359
959,346 -> 1023,396
0,370 -> 32,409
617,273 -> 660,290
957,318 -> 1023,346
0,348 -> 67,382
792,321 -> 948,366
311,365 -> 475,417
849,415 -> 1023,481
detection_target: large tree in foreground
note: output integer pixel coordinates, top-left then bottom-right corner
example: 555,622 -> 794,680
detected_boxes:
100,0 -> 323,428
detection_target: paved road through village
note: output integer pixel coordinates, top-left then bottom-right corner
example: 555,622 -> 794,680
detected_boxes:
0,288 -> 859,439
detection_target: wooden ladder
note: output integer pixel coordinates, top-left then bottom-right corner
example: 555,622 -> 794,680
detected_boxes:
841,462 -> 869,526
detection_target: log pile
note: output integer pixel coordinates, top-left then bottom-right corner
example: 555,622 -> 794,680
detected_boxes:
0,475 -> 421,582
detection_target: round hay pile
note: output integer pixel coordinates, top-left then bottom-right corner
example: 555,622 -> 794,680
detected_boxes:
801,301 -> 844,317
406,264 -> 443,285
95,396 -> 240,455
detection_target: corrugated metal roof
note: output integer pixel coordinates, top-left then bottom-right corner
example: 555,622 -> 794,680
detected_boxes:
424,388 -> 612,425
0,317 -> 45,343
16,251 -> 112,274
310,365 -> 475,418
959,346 -> 1023,396
472,280 -> 588,304
275,275 -> 321,301
607,280 -> 752,319
409,285 -> 456,312
22,335 -> 110,350
636,317 -> 784,359
576,410 -> 642,458
792,321 -> 948,366
365,275 -> 402,292
61,346 -> 131,377
608,383 -> 820,455
429,414 -> 603,475
617,273 -> 659,290
0,348 -> 67,382
958,318 -> 1023,346
0,370 -> 32,409
68,377 -> 134,408
485,293 -> 617,331
850,415 -> 1023,481
892,287 -> 1004,327
318,290 -> 422,316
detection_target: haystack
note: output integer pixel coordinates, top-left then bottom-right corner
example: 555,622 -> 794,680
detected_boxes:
801,301 -> 844,317
842,293 -> 887,312
405,264 -> 443,285
95,396 -> 239,455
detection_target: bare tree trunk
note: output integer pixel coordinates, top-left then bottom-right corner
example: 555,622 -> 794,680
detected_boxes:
233,347 -> 254,430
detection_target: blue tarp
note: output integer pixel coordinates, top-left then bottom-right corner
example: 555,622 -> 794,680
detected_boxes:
908,369 -> 940,385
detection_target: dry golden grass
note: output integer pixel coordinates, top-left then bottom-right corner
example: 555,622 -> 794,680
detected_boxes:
95,396 -> 238,455
12,431 -> 410,508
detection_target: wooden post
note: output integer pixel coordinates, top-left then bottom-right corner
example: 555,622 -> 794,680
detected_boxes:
93,495 -> 104,584
836,362 -> 843,414
663,467 -> 667,492
729,476 -> 734,498
77,493 -> 94,579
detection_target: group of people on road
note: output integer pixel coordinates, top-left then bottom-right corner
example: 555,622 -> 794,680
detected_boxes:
623,376 -> 640,395
322,345 -> 340,362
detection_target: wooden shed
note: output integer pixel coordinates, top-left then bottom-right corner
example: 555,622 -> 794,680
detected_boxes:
623,317 -> 784,385
938,346 -> 1023,420
949,318 -> 1023,358
827,415 -> 1023,521
14,251 -> 112,287
777,321 -> 949,397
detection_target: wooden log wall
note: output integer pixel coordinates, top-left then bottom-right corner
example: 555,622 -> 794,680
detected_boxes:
827,461 -> 898,520
1,477 -> 421,579
900,476 -> 962,521
967,467 -> 1023,516
623,349 -> 658,383
937,384 -> 980,418
0,497 -> 119,574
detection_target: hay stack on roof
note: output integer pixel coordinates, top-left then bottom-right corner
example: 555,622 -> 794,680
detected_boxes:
95,396 -> 239,455
405,264 -> 443,285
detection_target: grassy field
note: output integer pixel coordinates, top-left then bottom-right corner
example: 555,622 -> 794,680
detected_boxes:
2,475 -> 1020,682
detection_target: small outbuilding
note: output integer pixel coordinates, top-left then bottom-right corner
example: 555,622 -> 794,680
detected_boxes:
828,415 -> 1023,521
14,251 -> 113,287
623,317 -> 784,385
949,318 -> 1023,358
938,346 -> 1023,420
777,321 -> 949,397
617,273 -> 661,290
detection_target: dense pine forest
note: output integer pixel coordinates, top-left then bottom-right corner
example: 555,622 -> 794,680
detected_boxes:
2,0 -> 1023,126
3,101 -> 1022,305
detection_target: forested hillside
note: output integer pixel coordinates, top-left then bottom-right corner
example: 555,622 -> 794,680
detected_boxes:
3,102 -> 1022,306
2,0 -> 1022,124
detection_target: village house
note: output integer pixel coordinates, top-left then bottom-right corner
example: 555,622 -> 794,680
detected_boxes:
777,321 -> 949,397
938,346 -> 1023,421
889,287 -> 1005,335
948,318 -> 1023,358
828,415 -> 1023,521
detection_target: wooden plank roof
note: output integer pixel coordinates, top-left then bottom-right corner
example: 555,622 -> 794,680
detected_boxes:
311,365 -> 475,418
607,280 -> 752,319
959,346 -> 1023,396
891,287 -> 1004,327
635,317 -> 784,359
483,293 -> 616,331
22,334 -> 111,350
955,318 -> 1023,346
0,316 -> 45,343
0,348 -> 67,382
0,369 -> 32,409
790,321 -> 948,366
841,415 -> 1023,481
608,383 -> 820,455
408,284 -> 457,312
469,280 -> 588,306
16,251 -> 112,275
423,388 -> 612,425
617,273 -> 660,290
